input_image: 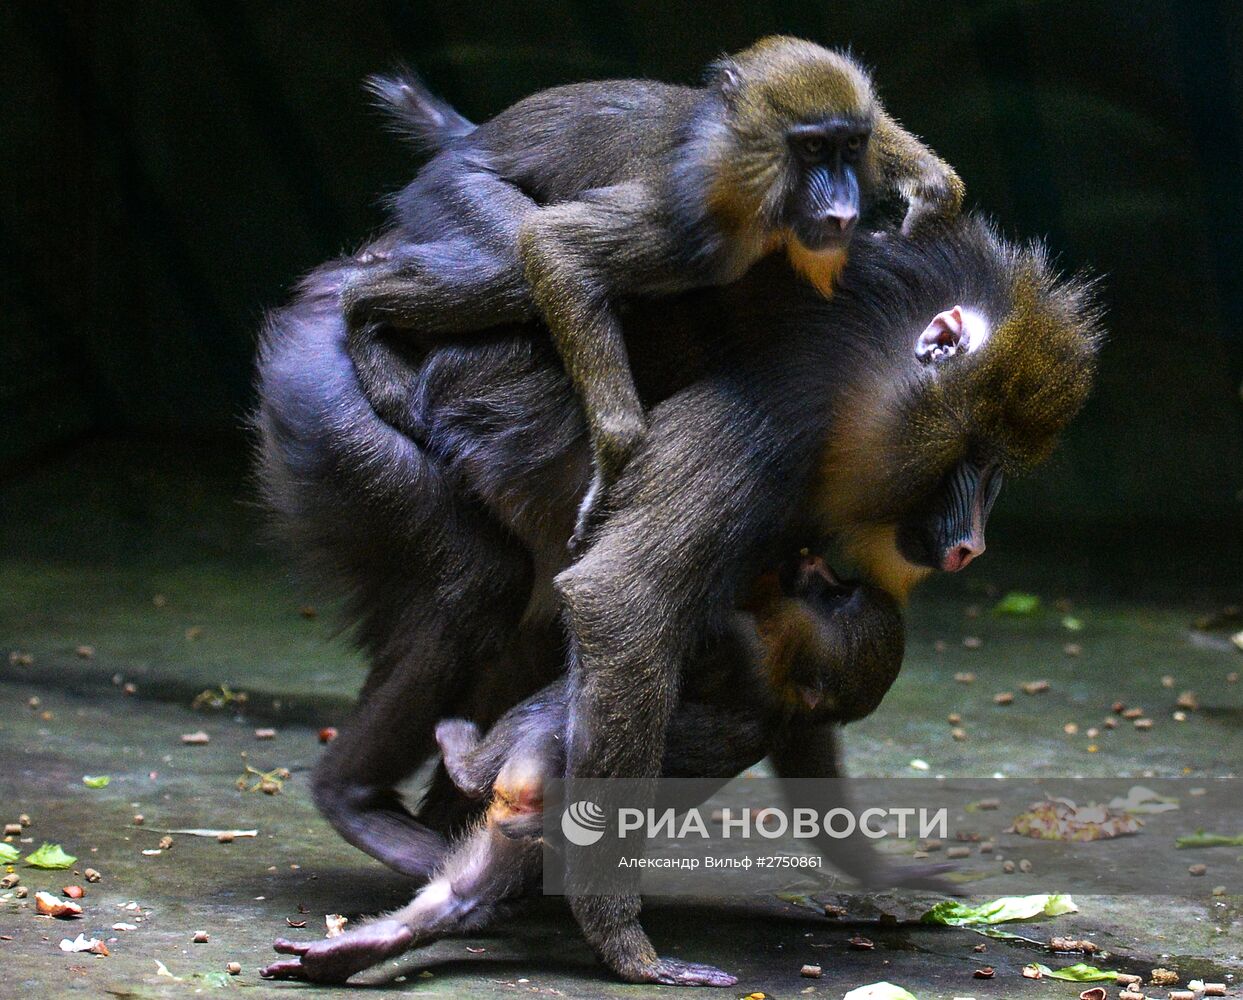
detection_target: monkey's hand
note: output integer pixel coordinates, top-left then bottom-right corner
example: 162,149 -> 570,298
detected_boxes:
619,956 -> 739,988
571,410 -> 649,555
260,920 -> 414,983
899,168 -> 965,238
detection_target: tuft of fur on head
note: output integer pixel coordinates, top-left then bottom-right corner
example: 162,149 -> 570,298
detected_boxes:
706,38 -> 877,229
814,215 -> 1103,596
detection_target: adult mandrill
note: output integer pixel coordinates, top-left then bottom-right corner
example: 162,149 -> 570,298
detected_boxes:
256,215 -> 1100,985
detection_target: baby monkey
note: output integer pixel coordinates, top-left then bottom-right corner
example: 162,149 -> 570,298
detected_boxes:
345,36 -> 963,547
262,558 -> 905,984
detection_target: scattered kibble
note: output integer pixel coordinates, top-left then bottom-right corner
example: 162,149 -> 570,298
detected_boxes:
299,606 -> 318,619
18,814 -> 30,827
973,943 -> 987,953
1176,690 -> 1199,711
1063,723 -> 1079,735
1063,643 -> 1082,656
947,713 -> 962,725
954,672 -> 976,684
1021,679 -> 1050,695
185,626 -> 204,641
1161,675 -> 1175,688
951,728 -> 967,742
1002,860 -> 1016,873
26,697 -> 40,710
1134,717 -> 1154,730
919,839 -> 943,852
1116,973 -> 1142,987
979,841 -> 995,853
848,934 -> 874,950
800,964 -> 822,978
962,636 -> 982,649
946,846 -> 971,859
1228,672 -> 1239,683
1188,863 -> 1207,877
993,692 -> 1014,705
132,814 -> 144,826
1103,717 -> 1118,729
1085,727 -> 1100,738
1149,968 -> 1179,986
1018,859 -> 1033,873
1078,989 -> 1107,1000
973,966 -> 995,979
226,961 -> 242,975
62,885 -> 84,899
1049,937 -> 1099,953
975,798 -> 1000,811
254,728 -> 277,740
216,832 -> 234,844
4,823 -> 21,837
192,930 -> 209,943
1173,710 -> 1187,722
0,874 -> 19,890
9,651 -> 34,667
1122,706 -> 1144,719
181,731 -> 210,745
84,869 -> 101,883
75,645 -> 95,659
122,682 -> 137,696
158,836 -> 174,850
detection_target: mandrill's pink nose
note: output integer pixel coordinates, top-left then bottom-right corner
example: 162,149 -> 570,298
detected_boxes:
828,209 -> 858,233
941,540 -> 985,572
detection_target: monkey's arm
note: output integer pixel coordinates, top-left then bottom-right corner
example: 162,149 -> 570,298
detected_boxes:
872,110 -> 964,236
519,182 -> 686,548
555,372 -> 806,987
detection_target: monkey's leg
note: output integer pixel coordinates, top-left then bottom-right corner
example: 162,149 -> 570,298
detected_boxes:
262,819 -> 543,983
554,378 -> 798,986
310,637 -> 462,880
519,184 -> 683,551
769,723 -> 957,892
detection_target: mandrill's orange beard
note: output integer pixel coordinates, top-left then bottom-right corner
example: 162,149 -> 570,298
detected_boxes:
834,522 -> 933,605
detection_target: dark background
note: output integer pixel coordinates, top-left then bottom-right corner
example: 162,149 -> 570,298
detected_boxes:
2,1 -> 1241,539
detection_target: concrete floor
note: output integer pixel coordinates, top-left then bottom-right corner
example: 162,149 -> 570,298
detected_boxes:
1,438 -> 1240,998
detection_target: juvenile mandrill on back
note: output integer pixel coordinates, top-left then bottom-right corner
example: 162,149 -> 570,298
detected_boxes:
261,559 -> 907,984
344,36 -> 963,545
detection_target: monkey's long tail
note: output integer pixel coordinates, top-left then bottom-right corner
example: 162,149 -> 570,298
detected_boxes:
366,68 -> 476,156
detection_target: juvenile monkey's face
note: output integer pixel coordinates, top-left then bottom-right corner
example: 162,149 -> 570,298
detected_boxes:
715,40 -> 878,254
778,116 -> 872,252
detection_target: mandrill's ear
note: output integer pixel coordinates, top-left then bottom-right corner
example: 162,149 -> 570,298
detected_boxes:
707,57 -> 743,103
915,305 -> 990,363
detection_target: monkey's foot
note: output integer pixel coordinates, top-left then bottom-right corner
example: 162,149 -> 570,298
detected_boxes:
627,957 -> 739,987
873,860 -> 963,895
259,920 -> 414,983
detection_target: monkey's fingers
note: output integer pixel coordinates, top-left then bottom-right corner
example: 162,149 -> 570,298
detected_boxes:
876,861 -> 966,896
259,957 -> 310,980
270,938 -> 313,957
648,957 -> 739,987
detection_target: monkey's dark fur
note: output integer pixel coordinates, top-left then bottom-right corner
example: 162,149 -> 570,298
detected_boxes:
261,567 -> 905,983
256,214 -> 1100,984
342,37 -> 963,546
